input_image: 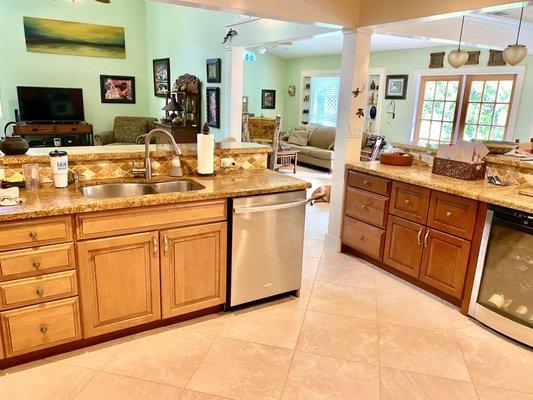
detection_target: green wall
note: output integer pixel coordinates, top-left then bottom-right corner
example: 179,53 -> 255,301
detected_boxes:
145,3 -> 234,139
0,0 -> 149,135
370,45 -> 532,143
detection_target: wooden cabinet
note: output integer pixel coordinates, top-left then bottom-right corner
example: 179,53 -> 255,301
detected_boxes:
428,191 -> 478,240
419,229 -> 471,298
345,188 -> 388,229
342,217 -> 385,260
383,216 -> 425,278
389,181 -> 431,224
77,232 -> 161,338
347,171 -> 390,196
161,223 -> 227,318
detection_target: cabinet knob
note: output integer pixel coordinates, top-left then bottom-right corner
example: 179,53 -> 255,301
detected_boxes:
40,325 -> 48,334
358,235 -> 364,240
36,288 -> 44,296
404,199 -> 411,205
361,204 -> 368,209
32,259 -> 41,268
446,211 -> 452,217
29,231 -> 38,239
363,180 -> 370,185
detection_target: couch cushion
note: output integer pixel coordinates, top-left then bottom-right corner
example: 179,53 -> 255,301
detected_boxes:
284,143 -> 333,160
308,126 -> 336,150
287,130 -> 311,146
114,117 -> 157,143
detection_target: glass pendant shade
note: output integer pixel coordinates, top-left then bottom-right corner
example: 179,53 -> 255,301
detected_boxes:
503,44 -> 527,65
448,49 -> 469,68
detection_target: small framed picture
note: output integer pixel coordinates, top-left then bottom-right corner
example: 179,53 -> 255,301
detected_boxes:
206,58 -> 221,83
242,96 -> 249,113
100,75 -> 135,104
429,52 -> 445,68
153,58 -> 170,97
385,75 -> 408,100
206,87 -> 220,128
261,89 -> 276,109
466,51 -> 480,65
488,49 -> 506,66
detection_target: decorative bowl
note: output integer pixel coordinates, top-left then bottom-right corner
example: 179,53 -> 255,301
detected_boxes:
479,140 -> 518,154
379,152 -> 413,166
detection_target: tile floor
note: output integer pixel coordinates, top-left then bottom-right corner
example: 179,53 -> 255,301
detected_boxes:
1,167 -> 532,400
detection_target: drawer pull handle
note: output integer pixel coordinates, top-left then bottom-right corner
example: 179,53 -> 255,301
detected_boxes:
446,211 -> 452,217
404,199 -> 411,205
417,228 -> 423,245
40,325 -> 48,334
29,231 -> 38,239
163,234 -> 169,256
363,180 -> 370,185
36,288 -> 44,296
152,236 -> 158,257
361,204 -> 368,209
32,260 -> 41,268
424,230 -> 430,247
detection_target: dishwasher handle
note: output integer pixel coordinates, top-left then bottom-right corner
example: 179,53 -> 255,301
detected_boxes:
234,199 -> 308,214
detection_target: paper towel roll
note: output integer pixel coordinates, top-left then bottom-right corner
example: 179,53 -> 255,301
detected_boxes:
197,133 -> 214,174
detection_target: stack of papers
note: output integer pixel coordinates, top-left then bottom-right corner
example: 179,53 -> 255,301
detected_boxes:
436,141 -> 489,164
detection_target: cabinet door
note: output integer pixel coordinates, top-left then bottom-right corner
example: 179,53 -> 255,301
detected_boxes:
419,229 -> 471,299
161,223 -> 227,318
383,216 -> 424,278
77,232 -> 161,338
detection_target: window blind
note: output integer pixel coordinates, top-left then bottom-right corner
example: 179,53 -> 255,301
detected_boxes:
309,76 -> 340,127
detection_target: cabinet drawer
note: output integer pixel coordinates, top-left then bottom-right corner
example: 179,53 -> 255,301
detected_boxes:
0,216 -> 73,251
427,191 -> 478,240
0,297 -> 81,357
389,181 -> 431,224
55,125 -> 92,133
76,200 -> 226,239
15,125 -> 55,134
0,243 -> 75,281
0,271 -> 78,310
342,216 -> 385,260
345,187 -> 388,228
347,171 -> 390,196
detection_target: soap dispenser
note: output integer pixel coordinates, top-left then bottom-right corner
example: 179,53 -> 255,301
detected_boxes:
197,123 -> 214,175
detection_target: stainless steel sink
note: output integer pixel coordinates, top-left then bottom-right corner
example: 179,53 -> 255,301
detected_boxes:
79,180 -> 205,199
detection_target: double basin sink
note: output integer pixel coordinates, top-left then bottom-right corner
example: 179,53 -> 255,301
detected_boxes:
79,180 -> 205,200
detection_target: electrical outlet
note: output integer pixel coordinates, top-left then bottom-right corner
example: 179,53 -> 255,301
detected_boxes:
221,157 -> 235,168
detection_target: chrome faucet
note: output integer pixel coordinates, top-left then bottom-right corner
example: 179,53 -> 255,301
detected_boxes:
132,129 -> 182,179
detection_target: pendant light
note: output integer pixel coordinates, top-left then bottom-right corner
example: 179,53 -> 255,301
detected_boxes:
503,6 -> 528,66
448,16 -> 469,68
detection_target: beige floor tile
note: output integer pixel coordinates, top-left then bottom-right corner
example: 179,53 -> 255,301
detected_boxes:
179,390 -> 233,399
219,301 -> 306,349
290,278 -> 314,309
0,361 -> 96,400
308,281 -> 377,320
47,336 -> 133,371
73,371 -> 180,400
166,312 -> 232,336
321,247 -> 362,263
455,328 -> 533,393
303,238 -> 324,258
374,268 -> 429,295
316,258 -> 375,289
296,310 -> 379,364
442,301 -> 481,332
103,329 -> 215,387
187,337 -> 293,400
378,322 -> 471,382
302,256 -> 320,280
282,351 -> 380,400
380,367 -> 478,400
377,290 -> 451,330
475,385 -> 533,400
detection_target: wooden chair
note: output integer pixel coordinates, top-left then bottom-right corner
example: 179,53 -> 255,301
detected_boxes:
242,115 -> 282,170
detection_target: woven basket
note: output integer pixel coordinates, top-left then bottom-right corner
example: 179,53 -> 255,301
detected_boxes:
432,157 -> 486,180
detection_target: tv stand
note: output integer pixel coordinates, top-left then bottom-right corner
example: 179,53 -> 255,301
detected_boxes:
14,123 -> 93,147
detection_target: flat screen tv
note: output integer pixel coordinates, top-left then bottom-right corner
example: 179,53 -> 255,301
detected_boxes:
17,86 -> 85,123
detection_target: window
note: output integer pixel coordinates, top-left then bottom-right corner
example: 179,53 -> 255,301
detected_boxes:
414,76 -> 461,146
459,75 -> 516,141
414,73 -> 517,145
309,76 -> 340,127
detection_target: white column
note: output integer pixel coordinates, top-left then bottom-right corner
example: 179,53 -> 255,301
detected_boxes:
326,29 -> 371,249
223,46 -> 245,142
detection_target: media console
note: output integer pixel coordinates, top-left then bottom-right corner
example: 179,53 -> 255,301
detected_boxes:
14,123 -> 93,147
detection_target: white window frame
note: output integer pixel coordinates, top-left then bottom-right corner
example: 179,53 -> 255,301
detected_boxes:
410,66 -> 525,143
299,69 -> 341,127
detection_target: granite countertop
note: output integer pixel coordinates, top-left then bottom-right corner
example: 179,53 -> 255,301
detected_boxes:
346,161 -> 533,214
0,142 -> 270,164
0,169 -> 310,222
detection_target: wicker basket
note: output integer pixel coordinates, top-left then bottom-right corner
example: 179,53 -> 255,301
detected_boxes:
432,157 -> 486,180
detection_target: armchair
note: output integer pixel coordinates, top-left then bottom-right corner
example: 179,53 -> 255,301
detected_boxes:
94,116 -> 157,146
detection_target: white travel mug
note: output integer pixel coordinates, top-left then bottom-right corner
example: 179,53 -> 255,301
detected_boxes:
49,150 -> 69,188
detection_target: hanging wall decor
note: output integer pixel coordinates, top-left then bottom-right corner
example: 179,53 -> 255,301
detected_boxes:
466,51 -> 480,65
261,89 -> 276,109
206,87 -> 220,128
429,52 -> 445,68
288,85 -> 296,97
206,58 -> 222,83
152,58 -> 170,97
100,75 -> 135,104
488,49 -> 506,66
385,75 -> 408,100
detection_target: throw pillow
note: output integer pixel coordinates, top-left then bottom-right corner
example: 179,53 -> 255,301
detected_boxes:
287,129 -> 310,146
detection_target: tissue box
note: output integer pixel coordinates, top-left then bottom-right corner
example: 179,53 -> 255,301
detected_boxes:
432,157 -> 486,180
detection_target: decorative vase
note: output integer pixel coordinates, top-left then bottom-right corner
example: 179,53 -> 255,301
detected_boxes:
369,106 -> 377,120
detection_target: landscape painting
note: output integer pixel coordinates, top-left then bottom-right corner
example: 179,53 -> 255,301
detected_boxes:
23,16 -> 125,59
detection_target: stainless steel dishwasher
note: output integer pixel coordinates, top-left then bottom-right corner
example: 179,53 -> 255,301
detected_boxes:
228,190 -> 307,308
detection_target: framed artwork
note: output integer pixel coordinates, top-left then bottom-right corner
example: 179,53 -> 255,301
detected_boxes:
100,75 -> 135,104
206,87 -> 220,128
488,49 -> 506,66
261,89 -> 276,109
242,96 -> 249,113
466,51 -> 481,65
23,16 -> 125,59
429,52 -> 445,68
153,58 -> 170,97
206,58 -> 221,83
385,75 -> 408,100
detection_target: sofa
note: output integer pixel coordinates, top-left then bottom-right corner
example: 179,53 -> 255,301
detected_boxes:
94,116 -> 157,146
282,125 -> 335,171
